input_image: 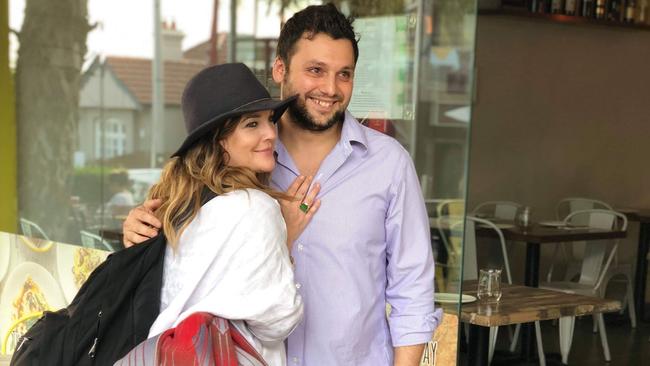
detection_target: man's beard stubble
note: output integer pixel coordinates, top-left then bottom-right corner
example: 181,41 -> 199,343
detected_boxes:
287,100 -> 345,132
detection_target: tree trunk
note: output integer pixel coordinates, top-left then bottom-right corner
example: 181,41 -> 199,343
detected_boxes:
16,0 -> 90,241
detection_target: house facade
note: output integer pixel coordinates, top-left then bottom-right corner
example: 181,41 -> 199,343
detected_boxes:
78,23 -> 274,167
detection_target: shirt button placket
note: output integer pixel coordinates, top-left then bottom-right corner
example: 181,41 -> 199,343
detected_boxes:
295,243 -> 304,292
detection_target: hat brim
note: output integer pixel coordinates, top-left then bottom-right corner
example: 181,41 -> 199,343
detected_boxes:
172,94 -> 298,158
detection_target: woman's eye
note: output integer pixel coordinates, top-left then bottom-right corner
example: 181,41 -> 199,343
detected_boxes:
246,121 -> 258,128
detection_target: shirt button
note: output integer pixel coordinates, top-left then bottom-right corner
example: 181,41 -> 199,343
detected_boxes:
297,244 -> 304,251
295,283 -> 302,289
292,357 -> 299,364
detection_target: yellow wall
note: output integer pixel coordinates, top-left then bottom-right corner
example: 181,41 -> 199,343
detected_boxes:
0,0 -> 18,232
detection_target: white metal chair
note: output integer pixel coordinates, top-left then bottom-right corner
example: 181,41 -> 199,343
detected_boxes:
434,215 -> 464,292
463,216 -> 546,365
471,201 -> 523,221
540,209 -> 628,364
436,199 -> 465,218
547,198 -> 636,329
547,198 -> 613,282
19,217 -> 50,240
80,230 -> 114,251
434,199 -> 466,289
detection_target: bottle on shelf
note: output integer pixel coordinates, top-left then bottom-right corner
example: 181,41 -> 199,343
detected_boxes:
625,0 -> 637,22
608,0 -> 624,21
638,0 -> 650,23
565,0 -> 579,15
551,0 -> 566,13
538,0 -> 553,13
582,0 -> 596,17
595,0 -> 607,18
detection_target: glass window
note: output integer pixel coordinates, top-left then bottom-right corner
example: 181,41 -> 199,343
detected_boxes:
4,0 -> 477,360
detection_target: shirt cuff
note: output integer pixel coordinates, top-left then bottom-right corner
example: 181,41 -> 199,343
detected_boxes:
389,308 -> 443,347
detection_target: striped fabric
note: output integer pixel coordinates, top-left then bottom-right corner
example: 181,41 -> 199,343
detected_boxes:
114,312 -> 267,366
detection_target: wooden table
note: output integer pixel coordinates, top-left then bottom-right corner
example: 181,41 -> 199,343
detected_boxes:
478,224 -> 627,287
616,208 -> 650,322
440,282 -> 621,366
476,224 -> 626,362
432,219 -> 627,362
431,219 -> 627,287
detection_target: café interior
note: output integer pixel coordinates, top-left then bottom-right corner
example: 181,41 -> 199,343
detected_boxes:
1,0 -> 650,365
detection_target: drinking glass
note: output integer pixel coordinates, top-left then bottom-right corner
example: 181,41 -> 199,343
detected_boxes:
515,206 -> 532,228
477,269 -> 502,303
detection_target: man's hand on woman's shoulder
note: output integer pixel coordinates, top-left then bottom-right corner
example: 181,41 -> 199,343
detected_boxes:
122,199 -> 163,248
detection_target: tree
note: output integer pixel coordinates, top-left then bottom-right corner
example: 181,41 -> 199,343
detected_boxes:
15,0 -> 91,241
268,0 -> 407,19
332,0 -> 405,16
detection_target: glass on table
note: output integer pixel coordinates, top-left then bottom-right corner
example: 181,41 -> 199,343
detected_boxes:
477,269 -> 502,303
515,206 -> 533,228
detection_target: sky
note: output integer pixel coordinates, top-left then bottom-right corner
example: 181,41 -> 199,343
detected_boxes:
8,0 -> 297,66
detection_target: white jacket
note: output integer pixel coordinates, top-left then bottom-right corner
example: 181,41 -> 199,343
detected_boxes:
149,189 -> 303,366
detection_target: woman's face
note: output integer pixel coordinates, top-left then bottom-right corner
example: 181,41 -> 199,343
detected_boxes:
220,110 -> 277,173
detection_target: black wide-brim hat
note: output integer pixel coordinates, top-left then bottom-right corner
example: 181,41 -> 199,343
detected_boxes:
172,63 -> 297,157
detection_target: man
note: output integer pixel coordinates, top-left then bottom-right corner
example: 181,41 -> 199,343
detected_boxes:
123,4 -> 440,365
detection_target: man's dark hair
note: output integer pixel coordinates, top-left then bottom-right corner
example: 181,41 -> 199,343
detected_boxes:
276,3 -> 359,68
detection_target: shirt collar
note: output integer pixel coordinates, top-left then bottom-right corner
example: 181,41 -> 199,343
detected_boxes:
340,110 -> 368,155
275,110 -> 368,167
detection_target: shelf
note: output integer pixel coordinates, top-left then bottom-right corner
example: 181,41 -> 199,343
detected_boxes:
478,8 -> 650,32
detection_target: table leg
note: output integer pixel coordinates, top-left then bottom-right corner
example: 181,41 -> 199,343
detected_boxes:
525,242 -> 541,287
634,222 -> 649,322
519,242 -> 541,361
468,325 -> 490,366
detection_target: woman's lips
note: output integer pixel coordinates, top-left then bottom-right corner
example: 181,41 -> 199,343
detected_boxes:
255,148 -> 274,155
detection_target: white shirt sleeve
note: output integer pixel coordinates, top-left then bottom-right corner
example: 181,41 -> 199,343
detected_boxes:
151,189 -> 303,342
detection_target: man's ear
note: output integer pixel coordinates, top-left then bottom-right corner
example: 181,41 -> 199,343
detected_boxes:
272,57 -> 286,84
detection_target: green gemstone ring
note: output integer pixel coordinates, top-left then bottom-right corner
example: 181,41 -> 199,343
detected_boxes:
299,203 -> 309,213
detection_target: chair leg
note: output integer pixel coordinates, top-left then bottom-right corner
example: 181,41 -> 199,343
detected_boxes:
627,279 -> 637,328
558,316 -> 575,365
509,324 -> 521,353
534,321 -> 546,366
596,313 -> 611,361
620,289 -> 628,315
592,314 -> 598,333
489,326 -> 499,364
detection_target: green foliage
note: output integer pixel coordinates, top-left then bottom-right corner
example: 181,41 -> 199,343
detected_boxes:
71,166 -> 107,208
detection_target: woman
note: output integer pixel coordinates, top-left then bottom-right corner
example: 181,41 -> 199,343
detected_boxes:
142,63 -> 318,365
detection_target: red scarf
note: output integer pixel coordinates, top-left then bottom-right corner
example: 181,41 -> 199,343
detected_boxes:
115,312 -> 267,366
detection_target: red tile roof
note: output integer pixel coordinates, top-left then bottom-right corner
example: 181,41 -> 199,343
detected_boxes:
105,56 -> 206,106
183,34 -> 228,64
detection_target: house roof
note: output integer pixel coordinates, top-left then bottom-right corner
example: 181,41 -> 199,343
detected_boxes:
183,34 -> 228,64
105,56 -> 206,106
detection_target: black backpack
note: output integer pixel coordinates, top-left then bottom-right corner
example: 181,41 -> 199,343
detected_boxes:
10,233 -> 167,365
10,190 -> 218,366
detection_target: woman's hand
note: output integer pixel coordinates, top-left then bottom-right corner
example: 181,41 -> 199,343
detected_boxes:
279,176 -> 321,251
122,199 -> 163,247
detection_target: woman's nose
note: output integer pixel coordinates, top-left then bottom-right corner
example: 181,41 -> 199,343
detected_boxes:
263,120 -> 277,141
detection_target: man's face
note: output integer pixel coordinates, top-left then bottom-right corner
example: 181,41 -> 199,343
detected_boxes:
273,33 -> 355,132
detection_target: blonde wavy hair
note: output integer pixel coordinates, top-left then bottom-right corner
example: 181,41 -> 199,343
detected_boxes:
147,116 -> 287,248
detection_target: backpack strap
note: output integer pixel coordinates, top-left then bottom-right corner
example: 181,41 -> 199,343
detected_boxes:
200,187 -> 219,206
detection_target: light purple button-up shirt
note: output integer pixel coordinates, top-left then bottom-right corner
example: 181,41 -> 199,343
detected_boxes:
271,111 -> 441,366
